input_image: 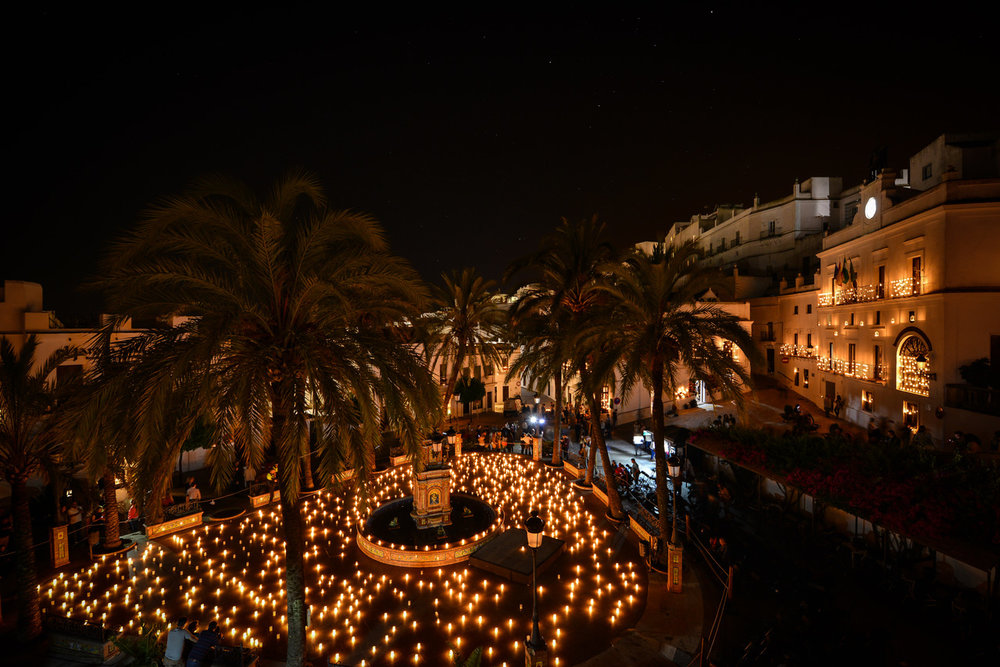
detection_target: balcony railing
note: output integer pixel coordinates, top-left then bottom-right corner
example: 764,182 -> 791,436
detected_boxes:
759,332 -> 776,342
816,356 -> 888,384
779,344 -> 815,358
945,384 -> 1000,416
818,275 -> 924,308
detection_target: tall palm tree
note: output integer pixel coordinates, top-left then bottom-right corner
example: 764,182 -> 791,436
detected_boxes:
423,268 -> 508,422
0,335 -> 74,640
97,172 -> 440,667
62,337 -> 136,551
607,242 -> 757,557
507,216 -> 615,477
571,336 -> 628,521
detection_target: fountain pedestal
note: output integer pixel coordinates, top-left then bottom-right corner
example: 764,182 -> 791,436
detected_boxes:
410,465 -> 452,529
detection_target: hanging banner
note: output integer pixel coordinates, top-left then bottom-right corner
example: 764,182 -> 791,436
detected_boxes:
51,524 -> 70,568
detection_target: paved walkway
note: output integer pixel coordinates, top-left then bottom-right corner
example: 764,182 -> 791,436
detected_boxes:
577,566 -> 705,667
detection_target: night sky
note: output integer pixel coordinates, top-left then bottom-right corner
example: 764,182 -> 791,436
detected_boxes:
5,5 -> 999,316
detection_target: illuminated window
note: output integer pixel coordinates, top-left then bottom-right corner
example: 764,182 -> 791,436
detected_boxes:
862,390 -> 874,412
896,335 -> 930,396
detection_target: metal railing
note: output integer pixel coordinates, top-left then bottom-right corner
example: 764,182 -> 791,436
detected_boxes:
946,384 -> 1000,416
818,276 -> 923,307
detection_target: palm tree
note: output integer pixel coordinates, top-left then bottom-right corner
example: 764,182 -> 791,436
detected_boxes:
97,172 -> 440,667
423,268 -> 508,423
507,216 -> 615,477
62,337 -> 136,551
0,335 -> 74,640
571,337 -> 628,521
607,242 -> 757,557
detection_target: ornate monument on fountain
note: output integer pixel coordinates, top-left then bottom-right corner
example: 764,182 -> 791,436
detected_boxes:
410,438 -> 452,529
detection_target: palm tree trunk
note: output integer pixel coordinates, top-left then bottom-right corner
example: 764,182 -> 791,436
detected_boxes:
269,384 -> 309,666
584,417 -> 596,485
441,346 -> 467,424
277,475 -> 308,667
101,469 -> 122,549
11,476 -> 42,640
588,393 -> 626,521
301,445 -> 315,490
651,359 -> 671,560
361,437 -> 375,474
551,371 -> 563,465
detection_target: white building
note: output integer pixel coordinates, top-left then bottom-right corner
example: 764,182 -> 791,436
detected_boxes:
663,177 -> 849,284
751,133 -> 1000,444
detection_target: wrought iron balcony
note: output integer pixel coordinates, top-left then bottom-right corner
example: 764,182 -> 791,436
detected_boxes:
945,384 -> 1000,416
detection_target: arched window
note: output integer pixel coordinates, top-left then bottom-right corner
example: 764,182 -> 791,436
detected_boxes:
897,335 -> 930,396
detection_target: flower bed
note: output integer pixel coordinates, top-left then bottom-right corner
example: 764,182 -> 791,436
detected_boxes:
692,426 -> 1000,545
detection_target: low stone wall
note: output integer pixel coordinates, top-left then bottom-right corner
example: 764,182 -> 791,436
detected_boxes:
629,515 -> 654,544
592,484 -> 608,506
145,511 -> 203,539
46,615 -> 119,664
250,491 -> 279,508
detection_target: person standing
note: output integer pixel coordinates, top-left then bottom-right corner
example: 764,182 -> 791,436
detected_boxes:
164,617 -> 197,667
630,458 -> 640,484
186,620 -> 221,667
186,482 -> 201,509
127,501 -> 141,534
65,500 -> 84,544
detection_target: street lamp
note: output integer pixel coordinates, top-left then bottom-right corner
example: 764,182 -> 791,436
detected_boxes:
524,510 -> 546,661
666,454 -> 683,593
432,438 -> 443,464
915,352 -> 928,372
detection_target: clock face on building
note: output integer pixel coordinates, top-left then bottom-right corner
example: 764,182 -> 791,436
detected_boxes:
864,197 -> 877,219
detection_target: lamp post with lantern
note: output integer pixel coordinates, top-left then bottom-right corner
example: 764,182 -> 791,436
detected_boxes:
524,510 -> 548,665
666,454 -> 683,593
